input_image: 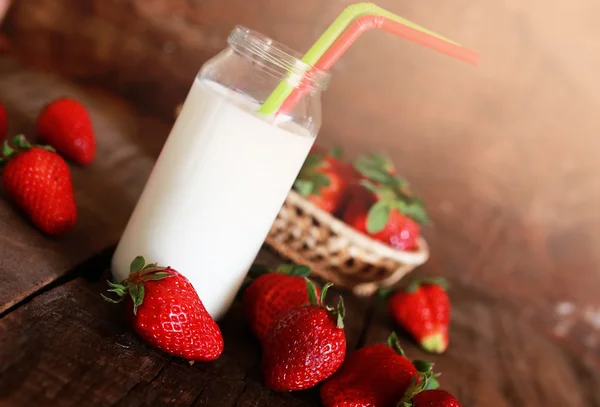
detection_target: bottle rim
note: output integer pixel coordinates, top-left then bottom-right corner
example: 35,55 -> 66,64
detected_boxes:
228,26 -> 331,92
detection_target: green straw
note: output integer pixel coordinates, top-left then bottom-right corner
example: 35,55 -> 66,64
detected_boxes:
257,2 -> 460,116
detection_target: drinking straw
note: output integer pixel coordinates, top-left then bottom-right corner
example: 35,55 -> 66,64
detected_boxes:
258,2 -> 475,116
276,15 -> 480,116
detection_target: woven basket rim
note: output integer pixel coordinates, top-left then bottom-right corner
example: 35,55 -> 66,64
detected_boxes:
286,190 -> 429,265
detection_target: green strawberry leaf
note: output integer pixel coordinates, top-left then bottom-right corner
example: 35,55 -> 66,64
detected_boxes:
355,163 -> 395,184
12,135 -> 31,150
129,256 -> 145,275
2,141 -> 14,158
101,293 -> 124,304
290,265 -> 311,277
294,179 -> 314,196
276,263 -> 294,274
424,375 -> 440,390
306,278 -> 319,306
366,200 -> 392,234
329,146 -> 343,159
419,276 -> 449,290
142,262 -> 158,270
311,173 -> 331,192
405,279 -> 422,294
395,199 -> 430,225
129,284 -> 145,315
301,153 -> 324,172
320,282 -> 333,305
387,332 -> 406,356
412,360 -> 434,373
359,179 -> 379,194
147,272 -> 174,281
276,263 -> 310,276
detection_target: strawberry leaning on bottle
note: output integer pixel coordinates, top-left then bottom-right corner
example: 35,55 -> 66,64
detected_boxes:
36,97 -> 96,166
103,256 -> 224,361
1,135 -> 77,236
388,278 -> 451,354
293,148 -> 352,214
342,153 -> 429,251
262,279 -> 346,391
321,332 -> 438,407
241,263 -> 320,345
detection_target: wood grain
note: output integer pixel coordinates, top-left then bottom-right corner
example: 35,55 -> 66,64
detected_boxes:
0,57 -> 169,314
1,263 -> 598,407
2,0 -> 599,354
0,257 -> 369,407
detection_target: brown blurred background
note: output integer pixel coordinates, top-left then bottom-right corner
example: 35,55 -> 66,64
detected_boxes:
1,0 -> 598,354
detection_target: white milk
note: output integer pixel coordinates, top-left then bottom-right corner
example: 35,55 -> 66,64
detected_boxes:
112,78 -> 315,320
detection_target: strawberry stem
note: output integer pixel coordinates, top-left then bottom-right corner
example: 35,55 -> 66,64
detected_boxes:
406,277 -> 449,293
306,278 -> 320,306
398,360 -> 441,406
304,278 -> 345,329
387,332 -> 406,356
13,134 -> 31,149
102,256 -> 173,314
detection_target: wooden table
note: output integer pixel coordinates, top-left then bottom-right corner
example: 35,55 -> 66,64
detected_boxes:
0,57 -> 598,407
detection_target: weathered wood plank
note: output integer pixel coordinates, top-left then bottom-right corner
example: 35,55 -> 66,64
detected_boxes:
0,258 -> 371,407
4,267 -> 598,407
0,57 -> 169,314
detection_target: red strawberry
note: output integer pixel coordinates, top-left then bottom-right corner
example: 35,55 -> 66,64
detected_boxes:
241,263 -> 320,345
262,279 -> 346,391
1,135 -> 77,235
407,390 -> 462,407
0,103 -> 7,141
321,332 -> 436,407
343,188 -> 421,251
342,156 -> 428,251
294,148 -> 351,214
388,278 -> 450,353
103,256 -> 224,361
36,97 -> 96,165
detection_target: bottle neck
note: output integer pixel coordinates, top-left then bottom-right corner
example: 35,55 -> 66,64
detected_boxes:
227,26 -> 330,94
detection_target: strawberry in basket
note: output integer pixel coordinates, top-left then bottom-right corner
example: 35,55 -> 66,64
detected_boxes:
342,154 -> 429,251
293,147 -> 354,214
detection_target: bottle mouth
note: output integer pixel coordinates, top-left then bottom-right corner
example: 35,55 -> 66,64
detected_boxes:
228,26 -> 331,92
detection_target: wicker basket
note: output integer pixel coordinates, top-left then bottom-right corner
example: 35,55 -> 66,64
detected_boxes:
265,190 -> 430,296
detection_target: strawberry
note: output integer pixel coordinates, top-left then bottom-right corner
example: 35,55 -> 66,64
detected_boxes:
262,279 -> 346,391
294,148 -> 351,214
0,103 -> 7,141
342,155 -> 428,251
103,256 -> 224,361
321,332 -> 439,407
1,135 -> 77,235
36,97 -> 96,165
405,390 -> 462,407
387,278 -> 450,354
241,263 -> 320,345
343,189 -> 421,251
